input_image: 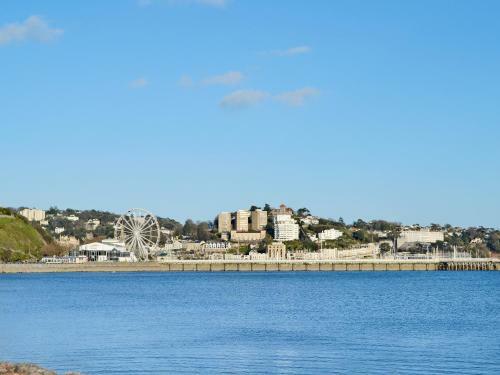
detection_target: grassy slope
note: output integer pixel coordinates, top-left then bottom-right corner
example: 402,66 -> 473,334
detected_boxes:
0,216 -> 46,261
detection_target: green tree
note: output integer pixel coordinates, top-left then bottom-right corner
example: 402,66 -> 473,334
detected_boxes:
380,242 -> 392,254
46,206 -> 60,215
196,222 -> 210,241
182,219 -> 197,238
297,208 -> 310,217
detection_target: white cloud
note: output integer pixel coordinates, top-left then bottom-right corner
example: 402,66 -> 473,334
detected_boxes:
272,45 -> 311,56
130,77 -> 149,88
220,90 -> 269,108
0,15 -> 63,46
203,71 -> 243,86
178,74 -> 194,88
275,87 -> 319,106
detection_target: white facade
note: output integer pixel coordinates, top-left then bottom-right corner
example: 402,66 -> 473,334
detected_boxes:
55,227 -> 65,234
66,215 -> 79,222
398,229 -> 445,248
203,242 -> 232,250
164,240 -> 183,252
273,214 -> 299,241
19,208 -> 46,222
41,255 -> 88,264
301,215 -> 319,226
78,240 -> 137,262
318,228 -> 343,241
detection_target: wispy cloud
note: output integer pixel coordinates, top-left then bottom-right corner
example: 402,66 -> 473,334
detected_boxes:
219,87 -> 319,109
0,15 -> 63,46
130,77 -> 149,89
275,87 -> 319,106
178,74 -> 194,88
271,45 -> 311,56
203,71 -> 243,86
220,90 -> 269,108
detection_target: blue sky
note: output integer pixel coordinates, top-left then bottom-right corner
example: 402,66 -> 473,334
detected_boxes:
1,0 -> 499,227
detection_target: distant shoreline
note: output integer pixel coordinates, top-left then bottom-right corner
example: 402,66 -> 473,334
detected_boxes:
1,259 -> 499,273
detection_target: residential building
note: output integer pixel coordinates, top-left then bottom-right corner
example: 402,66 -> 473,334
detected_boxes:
217,212 -> 232,233
85,219 -> 100,231
398,229 -> 445,248
318,228 -> 343,241
57,235 -> 80,248
236,210 -> 251,232
273,214 -> 299,241
251,209 -> 268,231
19,208 -> 45,222
301,215 -> 319,226
271,204 -> 293,217
66,215 -> 79,222
267,242 -> 287,259
230,230 -> 266,242
202,242 -> 232,251
164,240 -> 183,252
55,227 -> 65,234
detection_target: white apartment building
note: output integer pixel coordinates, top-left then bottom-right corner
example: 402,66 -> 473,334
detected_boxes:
318,228 -> 343,241
55,227 -> 65,234
398,229 -> 445,248
19,208 -> 46,222
273,214 -> 299,241
66,215 -> 79,222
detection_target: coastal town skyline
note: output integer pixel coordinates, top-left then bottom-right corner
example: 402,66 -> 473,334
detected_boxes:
4,201 -> 500,230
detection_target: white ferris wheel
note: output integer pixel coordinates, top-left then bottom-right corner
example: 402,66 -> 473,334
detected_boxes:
114,208 -> 160,260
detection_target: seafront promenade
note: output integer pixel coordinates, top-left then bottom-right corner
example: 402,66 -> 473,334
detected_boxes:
1,258 -> 499,273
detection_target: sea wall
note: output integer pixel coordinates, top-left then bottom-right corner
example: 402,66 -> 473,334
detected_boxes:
1,259 -> 499,273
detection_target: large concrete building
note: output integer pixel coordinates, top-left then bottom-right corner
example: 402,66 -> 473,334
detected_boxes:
19,208 -> 46,222
273,214 -> 299,241
217,212 -> 232,233
236,210 -> 251,232
398,229 -> 445,248
251,209 -> 268,231
230,230 -> 266,242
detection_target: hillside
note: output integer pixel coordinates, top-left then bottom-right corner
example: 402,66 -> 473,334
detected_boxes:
0,208 -> 49,262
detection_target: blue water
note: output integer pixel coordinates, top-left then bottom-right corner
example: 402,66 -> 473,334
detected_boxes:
0,272 -> 499,374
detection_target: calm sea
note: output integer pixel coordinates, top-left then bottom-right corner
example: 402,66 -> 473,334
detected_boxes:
0,272 -> 499,374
